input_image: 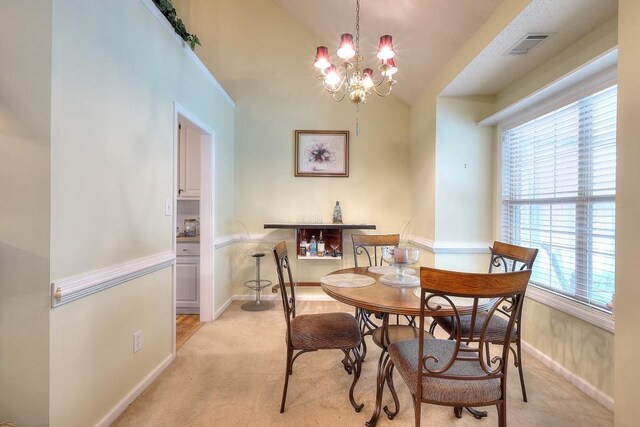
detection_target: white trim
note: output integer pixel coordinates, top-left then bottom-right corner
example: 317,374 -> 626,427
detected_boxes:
51,251 -> 175,307
174,104 -> 216,324
407,235 -> 491,254
526,286 -> 614,333
521,340 -> 613,411
407,235 -> 435,252
214,234 -> 243,249
96,353 -> 174,427
139,0 -> 235,107
479,48 -> 617,127
213,296 -> 235,320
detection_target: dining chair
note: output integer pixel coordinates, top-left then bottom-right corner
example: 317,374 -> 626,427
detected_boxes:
351,234 -> 418,358
431,241 -> 538,402
272,241 -> 364,413
388,267 -> 532,426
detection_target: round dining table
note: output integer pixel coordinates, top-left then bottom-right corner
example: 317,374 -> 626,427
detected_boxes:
321,267 -> 489,427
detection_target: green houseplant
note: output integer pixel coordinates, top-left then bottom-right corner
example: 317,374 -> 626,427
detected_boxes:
153,0 -> 201,50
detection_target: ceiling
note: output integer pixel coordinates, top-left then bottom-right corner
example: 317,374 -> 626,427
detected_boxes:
273,0 -> 618,105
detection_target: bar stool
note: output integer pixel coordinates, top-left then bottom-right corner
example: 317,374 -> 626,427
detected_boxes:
241,252 -> 274,311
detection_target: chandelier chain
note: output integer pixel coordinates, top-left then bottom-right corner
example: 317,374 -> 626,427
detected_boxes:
355,0 -> 360,55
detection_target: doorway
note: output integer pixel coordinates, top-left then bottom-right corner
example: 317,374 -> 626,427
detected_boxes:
173,104 -> 215,353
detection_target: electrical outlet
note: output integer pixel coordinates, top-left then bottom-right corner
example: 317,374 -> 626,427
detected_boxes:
165,199 -> 172,216
133,330 -> 143,353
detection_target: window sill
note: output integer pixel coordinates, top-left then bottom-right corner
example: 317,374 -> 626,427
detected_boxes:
526,285 -> 614,333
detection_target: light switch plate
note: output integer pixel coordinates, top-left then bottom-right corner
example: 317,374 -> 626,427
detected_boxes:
165,199 -> 172,216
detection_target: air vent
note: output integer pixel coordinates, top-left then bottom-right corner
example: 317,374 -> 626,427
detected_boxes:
505,33 -> 553,55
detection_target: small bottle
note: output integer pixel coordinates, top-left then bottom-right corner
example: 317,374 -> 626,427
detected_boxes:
309,235 -> 317,256
317,232 -> 325,257
299,237 -> 307,256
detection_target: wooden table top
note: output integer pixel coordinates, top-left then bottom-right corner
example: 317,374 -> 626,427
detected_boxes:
321,267 -> 488,317
320,267 -> 427,316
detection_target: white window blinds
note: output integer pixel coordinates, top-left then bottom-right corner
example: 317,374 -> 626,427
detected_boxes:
501,84 -> 617,312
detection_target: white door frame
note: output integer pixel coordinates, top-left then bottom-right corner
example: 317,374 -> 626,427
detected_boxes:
173,102 -> 216,353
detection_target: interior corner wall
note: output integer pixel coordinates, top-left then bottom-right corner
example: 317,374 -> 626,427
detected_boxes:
433,96 -> 495,271
48,0 -> 234,425
614,1 -> 640,425
175,0 -> 412,290
408,0 -> 531,265
0,1 -> 52,424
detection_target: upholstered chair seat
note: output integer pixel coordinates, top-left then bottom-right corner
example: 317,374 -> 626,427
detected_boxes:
290,312 -> 361,350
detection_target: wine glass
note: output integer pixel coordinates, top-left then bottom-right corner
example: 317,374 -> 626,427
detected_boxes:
381,245 -> 420,287
330,241 -> 339,257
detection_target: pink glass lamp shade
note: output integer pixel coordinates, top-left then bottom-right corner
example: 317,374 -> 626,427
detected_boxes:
381,58 -> 398,77
376,35 -> 395,60
313,46 -> 331,69
337,33 -> 356,59
362,68 -> 374,89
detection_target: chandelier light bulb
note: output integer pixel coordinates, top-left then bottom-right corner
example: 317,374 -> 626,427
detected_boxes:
325,65 -> 341,87
337,33 -> 356,60
313,46 -> 331,69
376,35 -> 395,60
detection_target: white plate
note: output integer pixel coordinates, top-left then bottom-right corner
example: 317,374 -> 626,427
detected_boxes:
321,273 -> 376,288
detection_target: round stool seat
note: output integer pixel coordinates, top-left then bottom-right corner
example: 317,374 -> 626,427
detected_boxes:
252,252 -> 266,258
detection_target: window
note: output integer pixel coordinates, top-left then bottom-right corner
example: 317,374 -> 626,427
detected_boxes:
501,84 -> 617,314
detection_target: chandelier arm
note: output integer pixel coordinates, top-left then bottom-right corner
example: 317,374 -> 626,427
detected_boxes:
372,81 -> 395,97
368,74 -> 391,89
332,91 -> 348,102
321,74 -> 348,94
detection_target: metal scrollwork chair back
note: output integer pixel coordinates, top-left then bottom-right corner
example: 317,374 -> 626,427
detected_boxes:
272,241 -> 363,414
388,267 -> 532,427
432,241 -> 538,403
352,233 -> 400,267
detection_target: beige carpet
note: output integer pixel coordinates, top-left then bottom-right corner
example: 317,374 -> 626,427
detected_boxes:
113,301 -> 613,426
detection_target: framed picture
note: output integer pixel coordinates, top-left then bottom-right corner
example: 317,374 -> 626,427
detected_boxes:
295,130 -> 349,177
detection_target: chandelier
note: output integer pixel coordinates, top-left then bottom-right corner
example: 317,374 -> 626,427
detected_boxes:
312,0 -> 397,134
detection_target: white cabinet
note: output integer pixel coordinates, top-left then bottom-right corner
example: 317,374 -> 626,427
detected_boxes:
176,243 -> 200,314
178,121 -> 201,199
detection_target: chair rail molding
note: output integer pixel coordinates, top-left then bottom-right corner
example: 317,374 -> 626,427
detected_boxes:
407,235 -> 491,254
51,251 -> 176,307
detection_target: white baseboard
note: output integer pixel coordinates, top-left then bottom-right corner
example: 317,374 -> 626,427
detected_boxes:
521,340 -> 613,411
97,353 -> 174,427
213,296 -> 235,320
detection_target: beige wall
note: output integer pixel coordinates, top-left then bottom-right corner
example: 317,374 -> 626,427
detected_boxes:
434,96 -> 495,272
523,299 -> 614,397
46,0 -> 235,425
0,0 -> 52,425
175,0 -> 412,289
614,1 -> 640,425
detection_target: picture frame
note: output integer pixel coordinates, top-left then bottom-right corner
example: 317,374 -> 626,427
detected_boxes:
294,130 -> 349,177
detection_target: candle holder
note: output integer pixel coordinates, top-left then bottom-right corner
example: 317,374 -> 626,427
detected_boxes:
380,245 -> 420,287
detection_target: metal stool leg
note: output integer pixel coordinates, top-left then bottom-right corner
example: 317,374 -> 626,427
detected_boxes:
241,252 -> 274,312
